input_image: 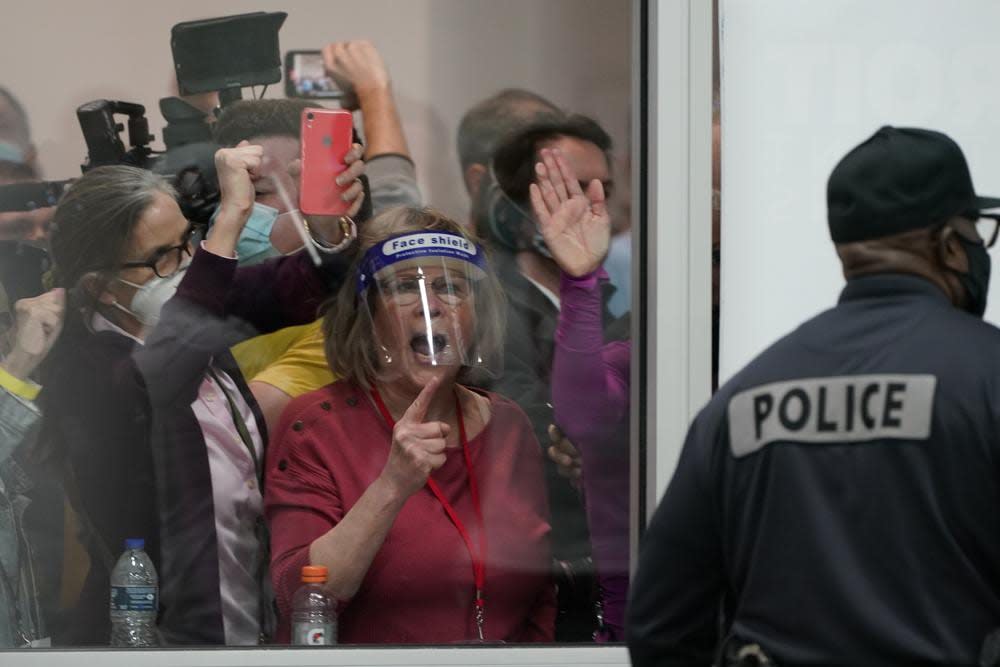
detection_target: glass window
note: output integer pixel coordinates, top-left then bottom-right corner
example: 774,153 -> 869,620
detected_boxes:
0,1 -> 665,662
718,0 -> 1000,378
698,1 -> 1000,664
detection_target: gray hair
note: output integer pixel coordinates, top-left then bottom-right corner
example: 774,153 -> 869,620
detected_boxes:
456,88 -> 561,171
50,165 -> 177,309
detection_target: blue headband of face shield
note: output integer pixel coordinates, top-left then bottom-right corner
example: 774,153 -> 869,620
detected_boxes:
357,231 -> 488,293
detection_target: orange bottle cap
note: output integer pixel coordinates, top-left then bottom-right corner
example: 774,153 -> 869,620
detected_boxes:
301,565 -> 328,583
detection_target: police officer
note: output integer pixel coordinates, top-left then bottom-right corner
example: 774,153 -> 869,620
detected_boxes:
627,126 -> 1000,666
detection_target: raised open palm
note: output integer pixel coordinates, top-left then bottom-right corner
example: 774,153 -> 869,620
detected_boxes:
529,147 -> 611,278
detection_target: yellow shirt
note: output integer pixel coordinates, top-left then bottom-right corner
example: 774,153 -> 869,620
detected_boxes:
231,319 -> 336,398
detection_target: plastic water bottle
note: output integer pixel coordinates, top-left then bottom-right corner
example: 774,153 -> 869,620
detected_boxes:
110,538 -> 158,647
291,565 -> 336,645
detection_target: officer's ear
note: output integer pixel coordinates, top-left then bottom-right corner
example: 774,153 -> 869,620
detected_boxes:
935,225 -> 970,274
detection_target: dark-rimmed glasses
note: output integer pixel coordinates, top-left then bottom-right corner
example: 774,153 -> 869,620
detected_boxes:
974,216 -> 1000,248
119,224 -> 200,278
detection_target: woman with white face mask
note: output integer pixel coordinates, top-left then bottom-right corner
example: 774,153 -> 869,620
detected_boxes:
35,142 -> 367,647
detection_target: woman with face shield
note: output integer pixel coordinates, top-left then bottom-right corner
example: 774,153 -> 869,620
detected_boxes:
265,207 -> 556,644
35,142 -> 366,646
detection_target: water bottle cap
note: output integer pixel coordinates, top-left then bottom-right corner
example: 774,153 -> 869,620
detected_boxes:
301,565 -> 328,583
124,538 -> 145,550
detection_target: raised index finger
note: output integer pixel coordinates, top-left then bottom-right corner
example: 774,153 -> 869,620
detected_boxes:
400,375 -> 442,424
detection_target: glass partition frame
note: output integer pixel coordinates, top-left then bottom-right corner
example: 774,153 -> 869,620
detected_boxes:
1,0 -> 713,664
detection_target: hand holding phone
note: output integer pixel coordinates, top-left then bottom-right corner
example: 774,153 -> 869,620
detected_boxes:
299,108 -> 354,217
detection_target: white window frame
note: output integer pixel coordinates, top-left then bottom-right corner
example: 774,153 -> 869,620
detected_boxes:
3,1 -> 712,664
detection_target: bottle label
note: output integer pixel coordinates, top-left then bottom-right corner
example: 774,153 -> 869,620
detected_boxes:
294,623 -> 336,646
110,586 -> 158,612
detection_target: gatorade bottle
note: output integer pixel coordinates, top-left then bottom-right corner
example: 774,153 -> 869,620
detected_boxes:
291,565 -> 337,645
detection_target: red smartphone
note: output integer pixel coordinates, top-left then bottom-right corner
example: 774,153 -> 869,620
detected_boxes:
299,108 -> 353,216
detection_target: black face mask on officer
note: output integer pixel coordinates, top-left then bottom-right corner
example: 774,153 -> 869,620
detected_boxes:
953,235 -> 991,317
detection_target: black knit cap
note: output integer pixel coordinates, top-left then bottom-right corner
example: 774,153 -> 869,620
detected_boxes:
827,126 -> 1000,243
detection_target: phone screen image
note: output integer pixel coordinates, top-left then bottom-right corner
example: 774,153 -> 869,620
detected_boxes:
286,51 -> 342,99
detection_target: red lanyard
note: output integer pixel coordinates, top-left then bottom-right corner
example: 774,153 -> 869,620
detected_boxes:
371,387 -> 488,640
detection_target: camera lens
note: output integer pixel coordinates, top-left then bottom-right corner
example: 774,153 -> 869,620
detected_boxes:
307,112 -> 314,120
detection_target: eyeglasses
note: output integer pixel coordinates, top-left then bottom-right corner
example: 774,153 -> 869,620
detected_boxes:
378,274 -> 475,307
119,225 -> 199,279
974,216 -> 1000,248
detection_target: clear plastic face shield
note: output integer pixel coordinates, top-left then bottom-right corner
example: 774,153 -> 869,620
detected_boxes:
358,231 -> 498,384
485,164 -> 552,258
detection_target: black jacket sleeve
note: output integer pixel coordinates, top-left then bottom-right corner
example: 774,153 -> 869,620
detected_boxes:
627,410 -> 725,666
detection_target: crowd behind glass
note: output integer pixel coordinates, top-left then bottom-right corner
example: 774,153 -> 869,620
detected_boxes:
0,32 -> 635,648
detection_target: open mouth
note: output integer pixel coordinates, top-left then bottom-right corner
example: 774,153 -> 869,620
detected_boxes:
410,332 -> 450,359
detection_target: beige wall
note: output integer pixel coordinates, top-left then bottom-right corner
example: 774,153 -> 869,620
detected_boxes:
0,0 -> 631,221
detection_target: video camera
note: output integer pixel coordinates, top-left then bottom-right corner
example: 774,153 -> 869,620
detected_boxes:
0,11 -> 287,304
74,11 -> 287,223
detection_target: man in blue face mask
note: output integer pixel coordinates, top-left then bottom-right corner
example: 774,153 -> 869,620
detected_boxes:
212,100 -> 363,266
628,126 -> 1000,666
214,43 -> 422,436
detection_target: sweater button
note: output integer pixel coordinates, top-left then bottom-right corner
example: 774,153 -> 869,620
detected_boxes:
278,460 -> 287,471
320,401 -> 331,411
346,397 -> 358,407
292,420 -> 304,432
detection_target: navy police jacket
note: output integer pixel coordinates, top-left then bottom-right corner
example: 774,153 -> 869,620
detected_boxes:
628,274 -> 1000,666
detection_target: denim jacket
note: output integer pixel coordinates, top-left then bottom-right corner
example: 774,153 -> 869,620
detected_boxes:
0,386 -> 43,647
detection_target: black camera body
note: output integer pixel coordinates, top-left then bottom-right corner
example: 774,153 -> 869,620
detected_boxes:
75,97 -> 222,224
76,100 -> 154,171
0,12 -> 288,308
